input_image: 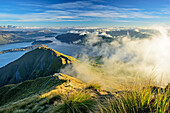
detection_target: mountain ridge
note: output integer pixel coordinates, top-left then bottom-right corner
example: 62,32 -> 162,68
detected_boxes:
0,46 -> 77,87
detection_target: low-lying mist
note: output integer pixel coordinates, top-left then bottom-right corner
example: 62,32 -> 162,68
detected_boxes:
62,26 -> 170,90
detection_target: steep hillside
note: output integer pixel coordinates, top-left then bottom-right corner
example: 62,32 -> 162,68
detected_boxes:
0,73 -> 86,106
0,46 -> 77,87
0,73 -> 110,113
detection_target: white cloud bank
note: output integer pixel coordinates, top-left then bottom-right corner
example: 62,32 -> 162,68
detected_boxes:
61,26 -> 170,89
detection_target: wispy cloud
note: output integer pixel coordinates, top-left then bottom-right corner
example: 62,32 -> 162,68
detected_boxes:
0,0 -> 161,23
46,1 -> 92,9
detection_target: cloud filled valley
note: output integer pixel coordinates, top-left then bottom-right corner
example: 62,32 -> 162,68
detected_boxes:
60,26 -> 170,89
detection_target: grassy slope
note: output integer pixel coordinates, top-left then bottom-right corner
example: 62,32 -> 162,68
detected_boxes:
0,73 -> 168,113
0,73 -> 84,106
0,73 -> 107,112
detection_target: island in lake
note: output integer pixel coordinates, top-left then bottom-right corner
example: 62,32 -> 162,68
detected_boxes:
0,44 -> 46,54
32,40 -> 53,45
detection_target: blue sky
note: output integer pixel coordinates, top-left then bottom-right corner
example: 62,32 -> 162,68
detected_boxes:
0,0 -> 170,27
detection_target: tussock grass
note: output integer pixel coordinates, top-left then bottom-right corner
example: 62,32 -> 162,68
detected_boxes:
86,82 -> 101,91
53,90 -> 97,113
100,82 -> 170,113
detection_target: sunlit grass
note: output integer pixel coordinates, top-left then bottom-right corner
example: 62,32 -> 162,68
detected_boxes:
53,90 -> 96,113
100,81 -> 170,113
86,81 -> 101,91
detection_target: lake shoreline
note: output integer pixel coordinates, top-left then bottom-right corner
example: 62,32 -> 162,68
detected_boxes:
0,44 -> 45,54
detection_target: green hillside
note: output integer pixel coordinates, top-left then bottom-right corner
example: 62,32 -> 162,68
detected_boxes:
0,73 -> 108,113
0,73 -> 169,113
0,46 -> 77,87
0,73 -> 86,106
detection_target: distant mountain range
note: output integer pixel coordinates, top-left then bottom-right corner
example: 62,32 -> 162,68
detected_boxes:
55,33 -> 115,46
55,30 -> 150,46
0,30 -> 57,45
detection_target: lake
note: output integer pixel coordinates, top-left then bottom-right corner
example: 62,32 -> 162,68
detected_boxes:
0,37 -> 84,68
